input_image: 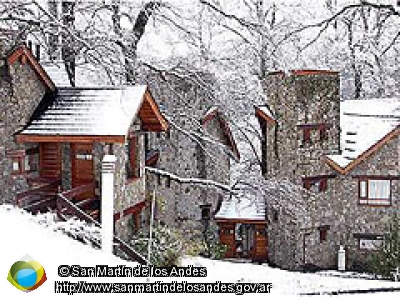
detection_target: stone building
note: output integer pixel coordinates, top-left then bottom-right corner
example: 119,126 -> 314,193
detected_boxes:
255,70 -> 399,270
0,39 -> 168,244
139,70 -> 240,233
1,29 -> 239,251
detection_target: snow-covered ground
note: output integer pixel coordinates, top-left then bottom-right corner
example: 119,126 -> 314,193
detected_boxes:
1,205 -> 399,299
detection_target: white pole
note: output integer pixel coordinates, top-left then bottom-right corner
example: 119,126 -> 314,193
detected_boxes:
338,245 -> 346,271
147,181 -> 157,265
101,154 -> 117,256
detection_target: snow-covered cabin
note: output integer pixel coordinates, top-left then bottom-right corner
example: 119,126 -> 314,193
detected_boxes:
0,44 -> 168,245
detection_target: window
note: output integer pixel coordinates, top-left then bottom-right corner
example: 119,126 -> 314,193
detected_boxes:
7,150 -> 26,175
165,175 -> 171,188
298,123 -> 329,146
319,226 -> 330,243
272,209 -> 279,222
303,177 -> 329,193
200,204 -> 211,220
156,174 -> 161,185
358,179 -> 391,205
359,238 -> 383,250
126,135 -> 140,179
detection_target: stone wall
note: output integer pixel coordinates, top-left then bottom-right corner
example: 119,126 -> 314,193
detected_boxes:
113,122 -> 146,240
0,46 -> 47,204
262,72 -> 340,179
139,69 -> 232,232
262,72 -> 399,271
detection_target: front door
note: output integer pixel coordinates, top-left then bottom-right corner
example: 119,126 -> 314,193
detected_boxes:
236,224 -> 255,258
39,143 -> 61,179
71,143 -> 95,200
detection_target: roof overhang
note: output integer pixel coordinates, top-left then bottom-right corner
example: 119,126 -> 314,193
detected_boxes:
139,88 -> 169,132
325,126 -> 400,175
15,134 -> 125,144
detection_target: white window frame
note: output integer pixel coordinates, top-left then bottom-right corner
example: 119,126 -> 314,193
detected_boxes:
358,178 -> 391,206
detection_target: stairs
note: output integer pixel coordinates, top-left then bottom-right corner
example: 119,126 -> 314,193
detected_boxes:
16,179 -> 148,265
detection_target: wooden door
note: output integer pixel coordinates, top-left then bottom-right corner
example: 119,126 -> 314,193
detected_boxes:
254,224 -> 268,261
71,143 -> 95,200
218,223 -> 236,258
39,143 -> 61,179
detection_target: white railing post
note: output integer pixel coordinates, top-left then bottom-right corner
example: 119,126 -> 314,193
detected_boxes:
101,154 -> 117,256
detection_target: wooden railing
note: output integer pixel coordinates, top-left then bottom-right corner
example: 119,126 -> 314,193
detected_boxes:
56,187 -> 148,265
16,178 -> 60,213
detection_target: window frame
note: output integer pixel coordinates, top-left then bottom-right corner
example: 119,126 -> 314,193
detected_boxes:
302,176 -> 330,193
7,149 -> 26,176
358,178 -> 391,206
354,234 -> 384,251
126,134 -> 141,181
298,123 -> 330,146
318,225 -> 330,243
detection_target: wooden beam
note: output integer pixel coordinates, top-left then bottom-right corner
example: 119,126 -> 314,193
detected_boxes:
138,89 -> 169,132
16,134 -> 125,144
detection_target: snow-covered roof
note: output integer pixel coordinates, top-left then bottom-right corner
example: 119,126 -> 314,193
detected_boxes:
20,85 -> 148,136
41,61 -> 71,87
326,98 -> 399,171
215,196 -> 266,221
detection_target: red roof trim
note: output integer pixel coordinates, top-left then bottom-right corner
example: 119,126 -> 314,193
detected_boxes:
325,126 -> 400,175
7,45 -> 56,91
201,108 -> 240,161
255,107 -> 276,125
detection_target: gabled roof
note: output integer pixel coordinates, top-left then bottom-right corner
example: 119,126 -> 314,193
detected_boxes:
255,105 -> 276,125
202,106 -> 240,161
7,45 -> 56,91
326,98 -> 399,174
16,85 -> 168,143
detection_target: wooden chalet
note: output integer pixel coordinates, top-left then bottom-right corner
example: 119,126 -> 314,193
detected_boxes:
7,46 -> 168,234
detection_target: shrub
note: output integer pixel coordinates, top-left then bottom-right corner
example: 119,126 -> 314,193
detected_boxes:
370,214 -> 400,280
201,222 -> 228,260
130,223 -> 183,267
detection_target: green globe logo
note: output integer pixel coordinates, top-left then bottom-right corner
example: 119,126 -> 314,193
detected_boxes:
7,255 -> 47,292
